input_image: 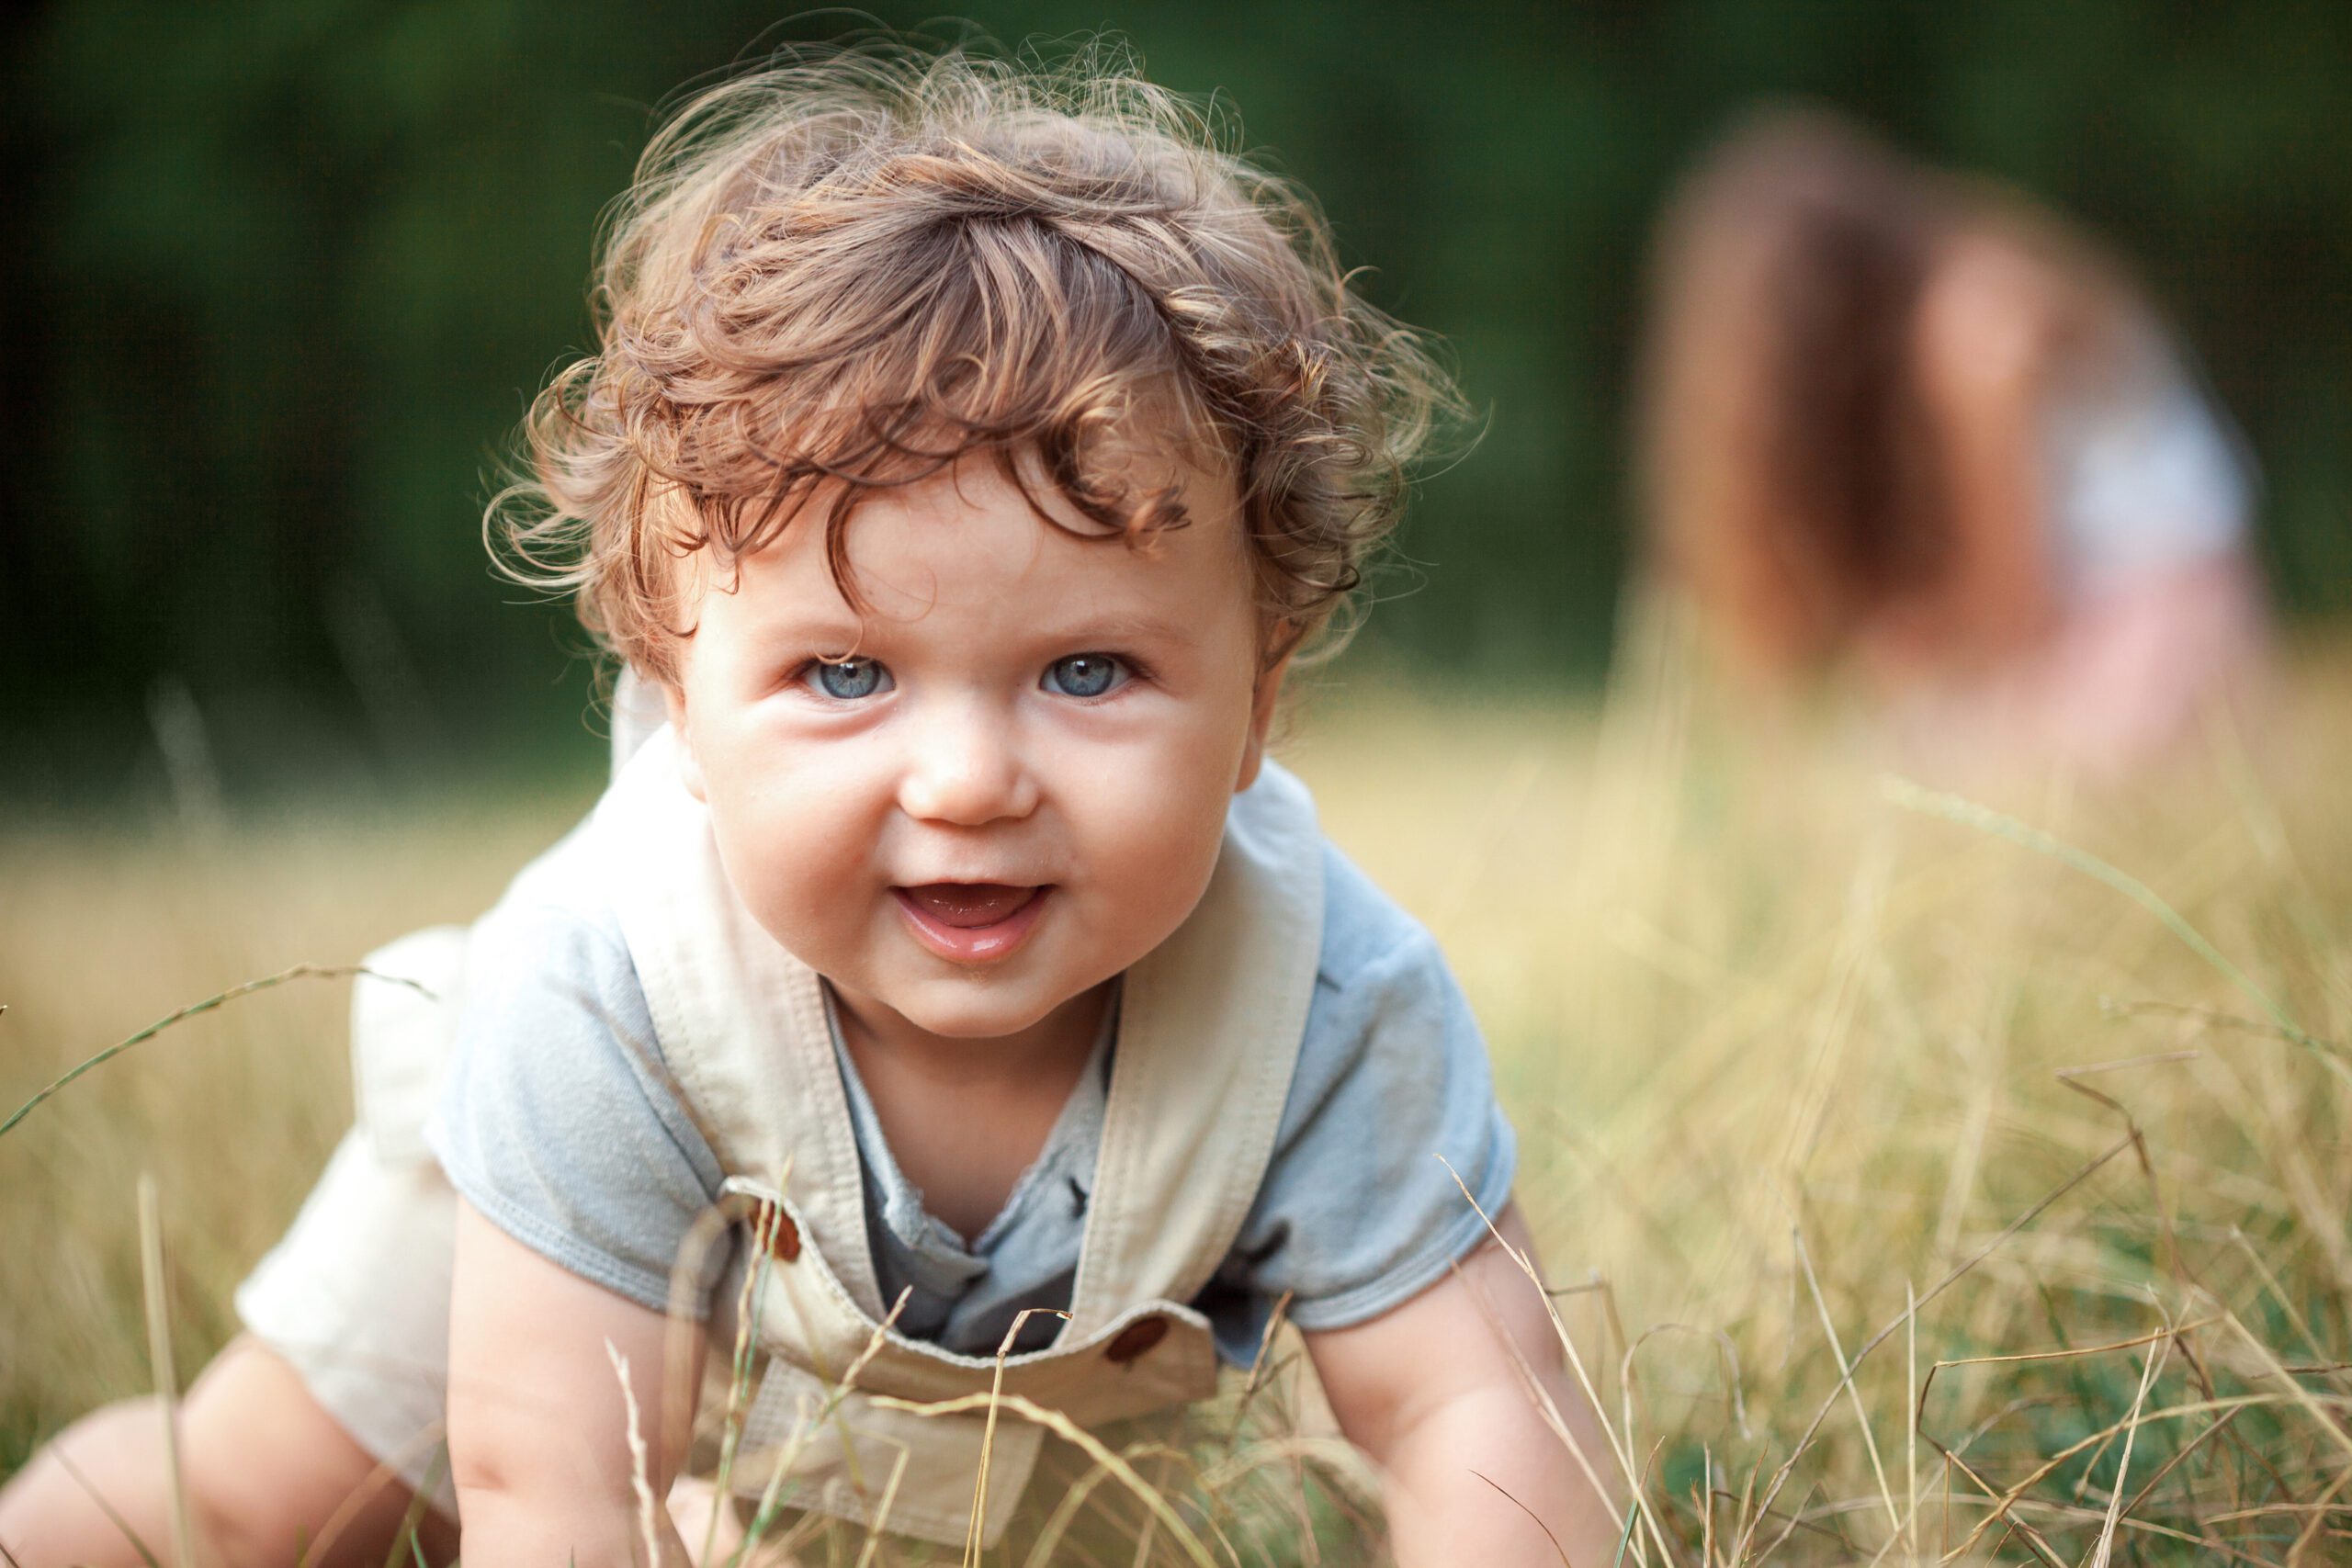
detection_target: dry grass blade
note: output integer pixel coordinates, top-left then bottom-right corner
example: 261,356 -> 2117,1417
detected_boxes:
1,964 -> 427,1141
376,1451 -> 447,1568
1437,1156 -> 1660,1565
1620,1324 -> 1748,1441
1017,1454 -> 1122,1568
869,1392 -> 1220,1568
1225,1290 -> 1295,1444
965,1306 -> 1069,1567
1458,1476 -> 1571,1568
661,1201 -> 758,1568
2222,1305 -> 2352,1465
2114,1405 -> 2241,1524
136,1174 -> 198,1568
1930,1444 -> 2067,1567
47,1450 -> 163,1568
729,1280 -> 911,1562
605,1339 -> 662,1568
1790,1225 -> 1902,1548
1931,1393 -> 2282,1561
2085,1316 -> 2171,1568
1912,1320 -> 2214,1426
1882,778 -> 2347,1077
2230,1228 -> 2350,1393
2285,1466 -> 2352,1565
301,1425 -> 450,1568
1736,1134 -> 2135,1561
851,1447 -> 910,1568
1905,1278 -> 1917,1563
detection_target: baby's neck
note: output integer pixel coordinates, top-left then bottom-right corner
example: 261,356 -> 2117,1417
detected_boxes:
829,981 -> 1114,1244
831,981 -> 1112,1088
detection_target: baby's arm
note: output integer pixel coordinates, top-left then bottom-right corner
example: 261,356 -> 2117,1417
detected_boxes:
1306,1203 -> 1626,1568
447,1199 -> 703,1566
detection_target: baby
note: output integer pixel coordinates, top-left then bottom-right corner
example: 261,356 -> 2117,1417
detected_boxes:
2,45 -> 1621,1567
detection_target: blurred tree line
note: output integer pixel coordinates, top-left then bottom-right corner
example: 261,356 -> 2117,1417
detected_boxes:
3,1 -> 2346,802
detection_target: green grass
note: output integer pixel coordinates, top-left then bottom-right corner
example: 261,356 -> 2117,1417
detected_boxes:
7,640 -> 2352,1563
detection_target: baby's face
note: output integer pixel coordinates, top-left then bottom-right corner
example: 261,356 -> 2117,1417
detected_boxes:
663,449 -> 1279,1043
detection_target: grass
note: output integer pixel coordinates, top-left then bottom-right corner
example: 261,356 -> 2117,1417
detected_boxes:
6,635 -> 2352,1563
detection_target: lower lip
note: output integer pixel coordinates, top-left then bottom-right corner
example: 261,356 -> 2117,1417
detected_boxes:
890,886 -> 1052,964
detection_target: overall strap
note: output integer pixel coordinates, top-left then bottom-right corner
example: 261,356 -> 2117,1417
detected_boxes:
1067,759 -> 1326,1336
599,728 -> 888,1319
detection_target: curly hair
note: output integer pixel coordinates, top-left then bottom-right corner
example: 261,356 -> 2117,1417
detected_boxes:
489,41 -> 1460,683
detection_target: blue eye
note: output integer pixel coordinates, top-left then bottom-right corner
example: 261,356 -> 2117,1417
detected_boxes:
1042,653 -> 1128,699
807,657 -> 891,701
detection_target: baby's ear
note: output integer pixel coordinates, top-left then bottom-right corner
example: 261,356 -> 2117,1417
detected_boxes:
1235,649 -> 1293,793
662,681 -> 708,802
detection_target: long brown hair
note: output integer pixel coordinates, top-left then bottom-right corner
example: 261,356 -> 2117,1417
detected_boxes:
1638,108 -> 1962,670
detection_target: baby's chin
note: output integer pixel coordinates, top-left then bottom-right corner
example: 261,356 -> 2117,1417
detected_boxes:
856,970 -> 1098,1044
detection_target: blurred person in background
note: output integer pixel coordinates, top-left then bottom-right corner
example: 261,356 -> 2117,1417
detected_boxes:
1634,107 -> 2267,775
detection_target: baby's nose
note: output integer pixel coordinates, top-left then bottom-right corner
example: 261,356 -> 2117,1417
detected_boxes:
896,700 -> 1039,825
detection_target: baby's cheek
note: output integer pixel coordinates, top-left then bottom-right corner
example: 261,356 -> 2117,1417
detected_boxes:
711,813 -> 855,951
1090,791 -> 1230,931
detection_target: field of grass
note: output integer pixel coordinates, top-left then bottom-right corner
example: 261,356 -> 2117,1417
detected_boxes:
6,637 -> 2352,1564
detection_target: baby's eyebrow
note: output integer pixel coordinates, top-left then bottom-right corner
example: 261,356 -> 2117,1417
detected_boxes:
741,609 -> 868,650
1042,612 -> 1196,646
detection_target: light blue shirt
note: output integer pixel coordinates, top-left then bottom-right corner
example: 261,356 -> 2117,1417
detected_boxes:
426,826 -> 1517,1366
2044,338 -> 2255,601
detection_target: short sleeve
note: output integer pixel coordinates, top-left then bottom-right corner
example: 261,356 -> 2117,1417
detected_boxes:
423,898 -> 729,1317
1198,847 -> 1517,1361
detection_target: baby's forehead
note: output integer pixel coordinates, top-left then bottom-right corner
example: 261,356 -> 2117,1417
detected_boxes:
695,444 -> 1253,630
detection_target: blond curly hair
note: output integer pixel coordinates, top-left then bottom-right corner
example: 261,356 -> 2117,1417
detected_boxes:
490,41 -> 1460,683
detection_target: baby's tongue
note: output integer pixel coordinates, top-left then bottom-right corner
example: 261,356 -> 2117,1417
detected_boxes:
902,884 -> 1039,929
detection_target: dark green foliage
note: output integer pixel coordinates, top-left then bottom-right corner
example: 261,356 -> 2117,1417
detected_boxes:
5,1 -> 2347,799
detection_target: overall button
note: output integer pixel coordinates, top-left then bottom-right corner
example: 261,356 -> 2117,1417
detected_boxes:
1104,1314 -> 1169,1365
756,1201 -> 801,1263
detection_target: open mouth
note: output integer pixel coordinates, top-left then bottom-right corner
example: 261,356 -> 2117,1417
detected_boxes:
891,883 -> 1050,963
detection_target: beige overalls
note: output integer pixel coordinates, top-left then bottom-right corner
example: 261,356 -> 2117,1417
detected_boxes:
240,721 -> 1329,1553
